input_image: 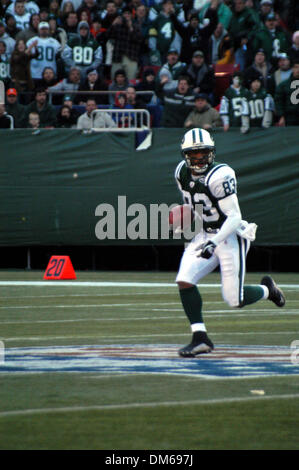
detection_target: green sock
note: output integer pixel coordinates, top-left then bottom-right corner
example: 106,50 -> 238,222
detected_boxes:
242,285 -> 265,306
179,286 -> 204,326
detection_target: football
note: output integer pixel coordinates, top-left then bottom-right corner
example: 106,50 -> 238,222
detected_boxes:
169,204 -> 194,232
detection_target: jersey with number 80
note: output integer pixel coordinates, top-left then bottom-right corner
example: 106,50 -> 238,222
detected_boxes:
175,161 -> 237,231
27,36 -> 61,79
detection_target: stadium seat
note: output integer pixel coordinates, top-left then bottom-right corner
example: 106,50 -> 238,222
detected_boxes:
139,65 -> 161,79
213,64 -> 240,100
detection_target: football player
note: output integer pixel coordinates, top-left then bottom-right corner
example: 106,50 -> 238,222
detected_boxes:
175,127 -> 285,357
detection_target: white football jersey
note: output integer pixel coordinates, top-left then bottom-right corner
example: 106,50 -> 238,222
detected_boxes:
12,12 -> 31,30
0,53 -> 10,80
7,1 -> 40,16
27,36 -> 61,79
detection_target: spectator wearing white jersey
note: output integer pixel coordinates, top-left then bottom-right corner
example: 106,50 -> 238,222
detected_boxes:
0,39 -> 10,84
11,0 -> 31,30
15,13 -> 40,43
6,0 -> 39,17
26,21 -> 61,82
0,18 -> 15,58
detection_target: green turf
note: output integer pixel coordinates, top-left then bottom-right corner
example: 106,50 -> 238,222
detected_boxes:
0,270 -> 298,450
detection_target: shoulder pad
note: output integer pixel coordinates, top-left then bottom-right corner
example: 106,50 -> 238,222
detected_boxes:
174,160 -> 186,181
205,164 -> 237,199
205,164 -> 228,186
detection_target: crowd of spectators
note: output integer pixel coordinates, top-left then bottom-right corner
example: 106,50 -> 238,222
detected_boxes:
0,0 -> 298,130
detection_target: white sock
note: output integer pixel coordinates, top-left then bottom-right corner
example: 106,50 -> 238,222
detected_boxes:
260,285 -> 269,299
191,323 -> 207,333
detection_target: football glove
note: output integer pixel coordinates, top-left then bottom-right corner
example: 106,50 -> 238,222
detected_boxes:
196,240 -> 216,259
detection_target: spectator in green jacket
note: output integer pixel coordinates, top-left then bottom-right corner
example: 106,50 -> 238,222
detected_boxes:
25,87 -> 57,128
251,13 -> 290,65
199,0 -> 233,30
228,2 -> 255,44
275,60 -> 299,126
228,0 -> 260,70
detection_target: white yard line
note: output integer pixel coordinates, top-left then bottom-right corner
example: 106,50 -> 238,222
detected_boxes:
2,331 -> 297,342
151,308 -> 298,314
0,281 -> 298,289
0,303 -> 297,312
0,316 -> 185,325
0,393 -> 299,418
2,290 -> 298,303
0,292 -> 182,299
0,302 -> 180,309
0,310 -> 299,325
1,281 -> 178,287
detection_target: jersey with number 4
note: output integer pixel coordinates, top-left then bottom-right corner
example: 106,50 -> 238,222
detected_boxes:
149,14 -> 176,58
27,36 -> 61,79
175,160 -> 237,231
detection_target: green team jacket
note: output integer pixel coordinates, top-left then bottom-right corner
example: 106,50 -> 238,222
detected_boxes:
244,88 -> 272,127
251,27 -> 290,61
219,86 -> 248,127
228,7 -> 259,47
64,34 -> 102,67
25,101 -> 57,128
274,73 -> 299,125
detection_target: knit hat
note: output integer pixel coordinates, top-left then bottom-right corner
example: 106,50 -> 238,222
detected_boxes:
78,21 -> 89,30
195,92 -> 208,100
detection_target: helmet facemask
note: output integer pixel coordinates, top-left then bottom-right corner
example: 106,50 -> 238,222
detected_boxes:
183,147 -> 215,174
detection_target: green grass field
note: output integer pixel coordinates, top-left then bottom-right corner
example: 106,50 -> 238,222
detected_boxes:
0,270 -> 298,450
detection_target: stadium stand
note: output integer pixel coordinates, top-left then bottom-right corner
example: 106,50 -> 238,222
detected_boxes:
0,0 -> 297,129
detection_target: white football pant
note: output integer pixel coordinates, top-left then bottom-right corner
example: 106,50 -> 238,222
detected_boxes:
176,231 -> 250,308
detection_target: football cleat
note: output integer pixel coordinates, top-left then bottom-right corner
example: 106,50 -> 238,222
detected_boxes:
178,331 -> 214,357
261,275 -> 285,307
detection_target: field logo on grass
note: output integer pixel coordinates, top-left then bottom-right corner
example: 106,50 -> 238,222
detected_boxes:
290,340 -> 299,365
0,341 -> 4,365
95,196 -> 203,241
